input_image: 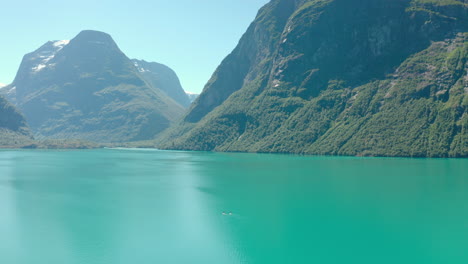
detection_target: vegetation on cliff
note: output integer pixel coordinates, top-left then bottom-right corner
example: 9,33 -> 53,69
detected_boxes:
158,0 -> 467,157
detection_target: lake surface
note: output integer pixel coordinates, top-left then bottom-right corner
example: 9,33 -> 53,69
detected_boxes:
0,149 -> 467,264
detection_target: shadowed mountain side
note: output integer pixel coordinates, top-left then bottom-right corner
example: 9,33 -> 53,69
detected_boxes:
0,95 -> 34,147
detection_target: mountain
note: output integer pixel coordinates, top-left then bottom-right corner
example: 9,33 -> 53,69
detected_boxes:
0,95 -> 34,147
186,92 -> 199,103
158,0 -> 468,158
1,30 -> 185,143
132,59 -> 191,107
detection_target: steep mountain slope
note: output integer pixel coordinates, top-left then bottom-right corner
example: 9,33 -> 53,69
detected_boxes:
159,0 -> 468,157
132,59 -> 191,107
0,95 -> 34,147
2,30 -> 185,142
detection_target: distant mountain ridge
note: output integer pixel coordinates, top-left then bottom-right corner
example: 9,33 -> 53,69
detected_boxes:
132,59 -> 191,107
1,30 -> 186,143
186,92 -> 199,103
158,0 -> 468,158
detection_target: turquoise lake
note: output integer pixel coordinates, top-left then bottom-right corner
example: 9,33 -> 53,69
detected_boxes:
0,149 -> 467,263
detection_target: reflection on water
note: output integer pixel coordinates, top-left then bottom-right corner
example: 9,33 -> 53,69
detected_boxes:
0,149 -> 467,264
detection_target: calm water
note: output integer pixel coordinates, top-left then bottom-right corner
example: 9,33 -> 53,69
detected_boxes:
0,149 -> 467,264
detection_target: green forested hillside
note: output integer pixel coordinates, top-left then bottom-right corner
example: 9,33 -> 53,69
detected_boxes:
158,0 -> 467,157
0,95 -> 34,147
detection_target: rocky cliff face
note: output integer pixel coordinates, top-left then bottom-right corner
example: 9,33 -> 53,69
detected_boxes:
2,30 -> 185,142
159,0 -> 467,157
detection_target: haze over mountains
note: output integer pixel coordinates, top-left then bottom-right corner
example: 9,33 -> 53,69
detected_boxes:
132,59 -> 192,107
1,30 -> 189,143
158,0 -> 468,158
186,92 -> 199,103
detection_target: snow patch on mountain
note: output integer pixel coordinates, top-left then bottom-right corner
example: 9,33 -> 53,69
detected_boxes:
31,40 -> 69,73
7,86 -> 16,95
0,85 -> 17,99
133,62 -> 150,73
53,40 -> 70,48
32,64 -> 47,72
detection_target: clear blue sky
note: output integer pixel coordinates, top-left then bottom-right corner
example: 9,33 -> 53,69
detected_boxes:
1,0 -> 269,93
